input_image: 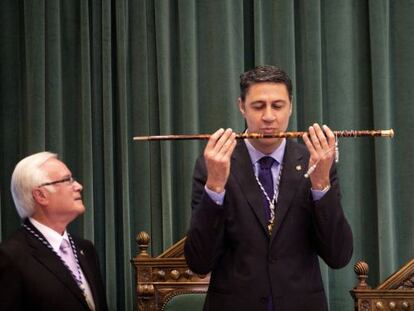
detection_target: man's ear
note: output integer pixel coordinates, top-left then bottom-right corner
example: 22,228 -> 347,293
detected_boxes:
32,188 -> 48,205
238,98 -> 246,116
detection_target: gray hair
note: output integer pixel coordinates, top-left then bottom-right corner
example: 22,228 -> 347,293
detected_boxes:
11,152 -> 58,218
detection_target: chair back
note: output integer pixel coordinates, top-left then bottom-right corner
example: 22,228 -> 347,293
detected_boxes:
131,231 -> 210,311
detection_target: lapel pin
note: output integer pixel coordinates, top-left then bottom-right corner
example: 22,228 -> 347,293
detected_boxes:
296,165 -> 302,171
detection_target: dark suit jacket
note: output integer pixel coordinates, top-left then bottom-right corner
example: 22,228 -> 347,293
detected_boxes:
0,219 -> 108,311
184,140 -> 353,311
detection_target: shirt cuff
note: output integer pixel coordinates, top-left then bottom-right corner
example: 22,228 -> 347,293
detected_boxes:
205,185 -> 225,205
311,185 -> 331,201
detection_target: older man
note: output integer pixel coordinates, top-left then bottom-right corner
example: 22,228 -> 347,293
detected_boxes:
0,152 -> 108,311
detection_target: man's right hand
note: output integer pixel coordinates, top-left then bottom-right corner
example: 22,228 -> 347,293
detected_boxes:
204,128 -> 237,193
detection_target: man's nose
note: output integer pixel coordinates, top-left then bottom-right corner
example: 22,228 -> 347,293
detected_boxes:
263,106 -> 275,121
74,181 -> 83,191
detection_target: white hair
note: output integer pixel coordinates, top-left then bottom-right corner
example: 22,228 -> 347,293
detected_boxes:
11,152 -> 58,218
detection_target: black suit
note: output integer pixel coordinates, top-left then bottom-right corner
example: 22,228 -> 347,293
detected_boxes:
0,219 -> 108,311
184,140 -> 353,311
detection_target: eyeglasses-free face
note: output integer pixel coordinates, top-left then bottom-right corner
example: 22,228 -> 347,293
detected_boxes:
38,176 -> 77,187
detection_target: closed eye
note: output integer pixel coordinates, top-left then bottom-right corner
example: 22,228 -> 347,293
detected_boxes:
250,102 -> 265,110
272,101 -> 287,109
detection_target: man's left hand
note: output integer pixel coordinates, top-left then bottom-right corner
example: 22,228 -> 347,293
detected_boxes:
302,123 -> 335,190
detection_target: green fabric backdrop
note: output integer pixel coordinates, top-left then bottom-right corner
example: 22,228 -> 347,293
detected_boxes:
1,1 -> 413,310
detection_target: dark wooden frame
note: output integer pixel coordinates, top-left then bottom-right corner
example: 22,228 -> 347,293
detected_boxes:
131,232 -> 210,311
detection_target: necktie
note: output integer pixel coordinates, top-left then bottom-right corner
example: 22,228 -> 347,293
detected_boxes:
258,156 -> 276,221
60,239 -> 96,310
258,157 -> 276,311
59,239 -> 80,281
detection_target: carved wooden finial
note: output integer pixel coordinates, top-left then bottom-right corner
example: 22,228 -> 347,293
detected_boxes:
354,261 -> 370,289
136,231 -> 150,257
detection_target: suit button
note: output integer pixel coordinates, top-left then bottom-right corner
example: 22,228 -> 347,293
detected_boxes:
260,297 -> 267,303
268,257 -> 277,264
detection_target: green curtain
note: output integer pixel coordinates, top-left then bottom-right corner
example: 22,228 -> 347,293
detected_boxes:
1,0 -> 413,310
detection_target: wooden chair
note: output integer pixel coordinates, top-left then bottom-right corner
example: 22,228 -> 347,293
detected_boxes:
131,232 -> 210,311
351,259 -> 414,310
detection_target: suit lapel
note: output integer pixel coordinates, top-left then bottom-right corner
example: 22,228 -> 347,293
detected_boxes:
76,242 -> 100,309
231,141 -> 269,235
230,140 -> 309,239
270,140 -> 308,240
23,220 -> 90,309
